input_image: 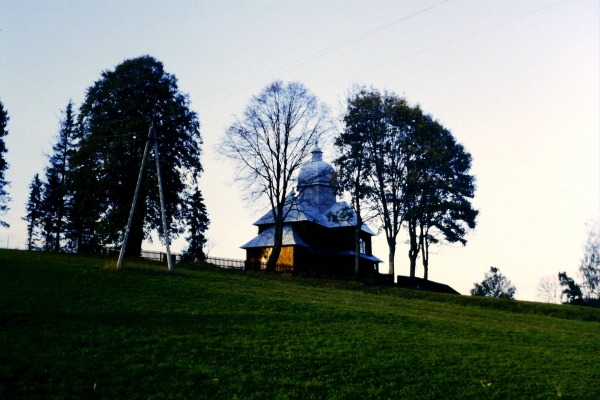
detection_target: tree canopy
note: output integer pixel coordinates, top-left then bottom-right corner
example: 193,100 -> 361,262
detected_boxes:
334,89 -> 382,278
334,87 -> 477,280
70,55 -> 204,256
471,266 -> 516,299
558,272 -> 587,306
404,114 -> 477,280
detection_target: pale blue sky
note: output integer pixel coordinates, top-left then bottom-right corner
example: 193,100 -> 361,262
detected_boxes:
1,0 -> 598,300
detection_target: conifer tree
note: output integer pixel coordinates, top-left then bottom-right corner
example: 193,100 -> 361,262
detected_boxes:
23,174 -> 44,250
0,100 -> 10,228
42,101 -> 76,251
182,185 -> 210,262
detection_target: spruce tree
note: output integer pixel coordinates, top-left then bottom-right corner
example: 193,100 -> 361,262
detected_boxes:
23,174 -> 44,250
182,185 -> 210,262
0,100 -> 10,228
42,101 -> 76,251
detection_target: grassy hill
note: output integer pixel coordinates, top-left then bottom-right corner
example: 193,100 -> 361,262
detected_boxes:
0,249 -> 598,399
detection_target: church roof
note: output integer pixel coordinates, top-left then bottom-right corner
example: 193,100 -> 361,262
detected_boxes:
329,250 -> 383,263
298,144 -> 336,187
240,225 -> 309,249
253,196 -> 376,235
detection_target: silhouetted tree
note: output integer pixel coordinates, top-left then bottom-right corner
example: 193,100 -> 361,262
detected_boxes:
343,88 -> 418,278
181,185 -> 210,262
471,267 -> 516,299
558,272 -> 587,306
0,100 -> 10,228
408,116 -> 478,280
335,87 -> 477,280
220,81 -> 330,271
41,101 -> 76,251
23,174 -> 44,250
41,170 -> 61,250
70,55 -> 203,256
335,88 -> 380,279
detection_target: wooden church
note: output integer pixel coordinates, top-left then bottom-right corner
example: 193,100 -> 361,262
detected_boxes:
241,145 -> 382,278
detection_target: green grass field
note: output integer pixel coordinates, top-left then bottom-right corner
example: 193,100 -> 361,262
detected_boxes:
0,249 -> 599,399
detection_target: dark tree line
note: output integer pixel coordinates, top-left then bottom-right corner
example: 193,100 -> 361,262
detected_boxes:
0,100 -> 9,228
23,56 -> 209,259
334,87 -> 478,280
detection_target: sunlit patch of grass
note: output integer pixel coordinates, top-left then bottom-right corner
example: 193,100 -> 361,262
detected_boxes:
1,248 -> 599,399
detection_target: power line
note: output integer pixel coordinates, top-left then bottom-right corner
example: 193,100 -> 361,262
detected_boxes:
196,0 -> 451,110
316,0 -> 572,89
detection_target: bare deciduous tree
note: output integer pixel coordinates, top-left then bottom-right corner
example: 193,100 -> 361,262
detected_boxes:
220,81 -> 331,271
579,220 -> 600,299
535,275 -> 560,304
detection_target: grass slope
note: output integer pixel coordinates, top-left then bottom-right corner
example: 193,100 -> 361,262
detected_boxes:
0,249 -> 599,399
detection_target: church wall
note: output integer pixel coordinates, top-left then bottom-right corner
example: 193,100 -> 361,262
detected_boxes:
294,222 -> 355,253
291,222 -> 375,255
246,246 -> 295,269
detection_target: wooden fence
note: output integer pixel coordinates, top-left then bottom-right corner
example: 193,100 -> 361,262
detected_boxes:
102,247 -> 293,273
139,249 -> 184,263
204,256 -> 245,270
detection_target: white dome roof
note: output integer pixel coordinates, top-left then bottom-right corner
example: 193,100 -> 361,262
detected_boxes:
298,145 -> 335,187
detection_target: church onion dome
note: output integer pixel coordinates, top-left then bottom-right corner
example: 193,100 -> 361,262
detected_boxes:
298,144 -> 335,187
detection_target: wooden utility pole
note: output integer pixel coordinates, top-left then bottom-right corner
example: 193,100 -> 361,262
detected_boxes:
152,124 -> 174,271
116,121 -> 173,272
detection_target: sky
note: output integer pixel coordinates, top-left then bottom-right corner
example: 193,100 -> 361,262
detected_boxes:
1,0 -> 598,301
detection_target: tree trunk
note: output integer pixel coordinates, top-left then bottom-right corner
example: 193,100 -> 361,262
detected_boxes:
27,226 -> 33,251
126,206 -> 145,258
125,182 -> 147,259
354,213 -> 362,281
408,220 -> 419,278
55,151 -> 67,252
408,250 -> 418,278
387,237 -> 396,277
267,207 -> 284,272
420,230 -> 429,281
